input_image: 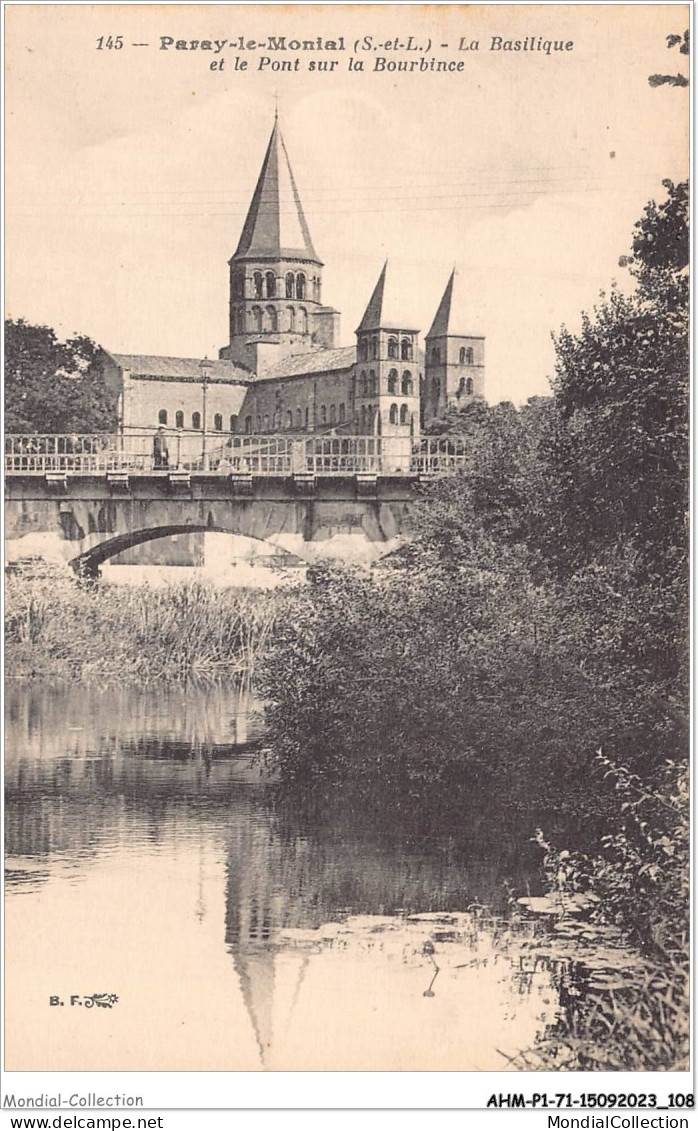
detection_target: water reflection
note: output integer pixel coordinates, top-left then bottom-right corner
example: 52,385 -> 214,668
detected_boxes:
6,681 -> 574,1071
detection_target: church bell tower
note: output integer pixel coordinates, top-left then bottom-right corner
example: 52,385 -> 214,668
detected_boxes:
354,262 -> 420,444
220,116 -> 338,372
423,270 -> 485,425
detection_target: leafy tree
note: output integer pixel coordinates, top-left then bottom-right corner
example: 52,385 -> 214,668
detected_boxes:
550,180 -> 688,573
648,30 -> 689,87
4,319 -> 118,433
412,396 -> 558,564
622,178 -> 689,278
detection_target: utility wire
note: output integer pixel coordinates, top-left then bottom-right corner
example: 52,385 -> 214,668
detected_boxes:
14,168 -> 685,207
9,180 -> 683,221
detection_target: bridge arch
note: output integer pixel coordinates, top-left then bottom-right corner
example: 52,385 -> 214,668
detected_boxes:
69,523 -> 405,577
70,524 -> 314,576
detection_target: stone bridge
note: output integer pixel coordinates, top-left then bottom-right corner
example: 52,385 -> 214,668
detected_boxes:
4,470 -> 419,575
5,433 -> 468,575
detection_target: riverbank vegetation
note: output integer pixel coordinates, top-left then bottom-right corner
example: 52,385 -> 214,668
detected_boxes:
256,180 -> 689,1068
5,574 -> 278,682
261,181 -> 688,782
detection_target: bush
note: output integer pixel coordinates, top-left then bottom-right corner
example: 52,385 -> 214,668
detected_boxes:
537,754 -> 688,960
526,754 -> 689,1071
258,550 -> 647,808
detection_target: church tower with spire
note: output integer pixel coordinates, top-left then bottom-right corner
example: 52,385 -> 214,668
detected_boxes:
220,116 -> 340,373
423,270 -> 485,425
354,262 -> 421,438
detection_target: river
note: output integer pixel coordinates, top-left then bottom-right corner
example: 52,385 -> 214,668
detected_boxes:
5,679 -> 608,1072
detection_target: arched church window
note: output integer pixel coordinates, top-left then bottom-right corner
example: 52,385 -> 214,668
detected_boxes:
256,416 -> 262,432
466,347 -> 474,365
400,404 -> 408,424
388,337 -> 398,359
330,404 -> 336,424
158,409 -> 168,425
431,347 -> 441,364
370,337 -> 378,360
230,414 -> 238,432
401,338 -> 413,361
299,307 -> 308,334
235,308 -> 245,334
175,411 -> 184,429
192,412 -> 201,430
253,272 -> 264,298
466,377 -> 474,395
320,405 -> 327,424
360,405 -> 367,429
388,369 -> 398,394
296,273 -> 306,300
401,371 -> 413,396
339,403 -> 345,424
304,407 -> 309,429
286,410 -> 293,429
286,273 -> 295,299
232,271 -> 245,298
266,305 -> 278,332
296,408 -> 303,430
244,415 -> 252,434
359,371 -> 367,397
358,339 -> 368,363
287,306 -> 296,332
214,414 -> 223,432
263,414 -> 270,430
368,370 -> 377,395
389,404 -> 398,425
266,272 -> 276,298
252,306 -> 263,333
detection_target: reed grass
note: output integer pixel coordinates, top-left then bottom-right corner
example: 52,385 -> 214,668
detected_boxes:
508,959 -> 689,1071
5,573 -> 281,682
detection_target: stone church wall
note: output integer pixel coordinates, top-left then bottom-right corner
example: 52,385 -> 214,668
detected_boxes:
241,367 -> 355,433
125,376 -> 247,434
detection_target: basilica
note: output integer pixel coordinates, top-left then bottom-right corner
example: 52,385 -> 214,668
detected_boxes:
100,116 -> 485,442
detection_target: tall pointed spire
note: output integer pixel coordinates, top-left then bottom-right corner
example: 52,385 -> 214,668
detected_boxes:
427,269 -> 456,338
233,120 -> 321,263
356,261 -> 388,332
232,949 -> 276,1068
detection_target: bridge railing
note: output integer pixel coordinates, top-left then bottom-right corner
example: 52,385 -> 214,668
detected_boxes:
5,432 -> 471,476
412,437 -> 471,475
4,433 -> 153,474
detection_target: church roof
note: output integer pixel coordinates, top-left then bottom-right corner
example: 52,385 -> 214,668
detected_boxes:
233,119 -> 321,265
356,262 -> 418,333
427,269 -> 483,338
255,344 -> 356,382
106,352 -> 251,384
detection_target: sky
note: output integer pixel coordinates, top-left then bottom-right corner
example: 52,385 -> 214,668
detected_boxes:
5,4 -> 689,405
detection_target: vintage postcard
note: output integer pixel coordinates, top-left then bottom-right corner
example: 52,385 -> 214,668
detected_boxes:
2,0 -> 691,1116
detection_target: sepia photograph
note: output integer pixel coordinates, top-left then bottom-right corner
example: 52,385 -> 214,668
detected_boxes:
2,0 -> 691,1106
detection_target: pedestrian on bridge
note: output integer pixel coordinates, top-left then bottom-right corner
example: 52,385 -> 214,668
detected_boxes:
153,426 -> 169,470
